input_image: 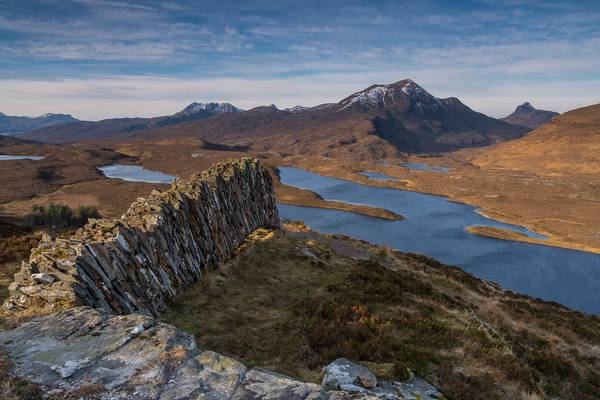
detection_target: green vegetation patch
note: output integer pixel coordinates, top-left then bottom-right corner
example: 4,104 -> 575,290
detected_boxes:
25,203 -> 100,228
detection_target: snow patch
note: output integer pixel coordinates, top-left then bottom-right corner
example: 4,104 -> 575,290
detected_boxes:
177,102 -> 242,116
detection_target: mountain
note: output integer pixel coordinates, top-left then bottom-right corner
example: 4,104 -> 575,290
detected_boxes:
342,79 -> 530,152
501,102 -> 559,129
0,112 -> 77,134
474,103 -> 600,175
21,102 -> 242,143
337,79 -> 442,113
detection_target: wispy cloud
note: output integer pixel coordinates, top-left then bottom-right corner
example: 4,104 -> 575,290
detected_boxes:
0,0 -> 598,117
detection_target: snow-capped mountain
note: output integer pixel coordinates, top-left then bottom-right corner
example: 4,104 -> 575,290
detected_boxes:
337,79 -> 442,114
284,105 -> 310,113
177,102 -> 243,116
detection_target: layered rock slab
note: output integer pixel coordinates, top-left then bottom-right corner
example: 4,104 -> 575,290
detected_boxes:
2,158 -> 279,316
0,307 -> 442,399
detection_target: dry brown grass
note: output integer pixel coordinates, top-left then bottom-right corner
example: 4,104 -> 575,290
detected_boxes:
163,226 -> 600,400
0,349 -> 41,400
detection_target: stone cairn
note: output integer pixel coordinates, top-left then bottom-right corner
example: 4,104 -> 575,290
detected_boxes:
2,158 -> 279,316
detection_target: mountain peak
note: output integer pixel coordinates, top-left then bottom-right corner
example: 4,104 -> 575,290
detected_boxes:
284,105 -> 309,113
38,113 -> 75,119
337,79 -> 441,113
516,102 -> 536,112
177,102 -> 242,116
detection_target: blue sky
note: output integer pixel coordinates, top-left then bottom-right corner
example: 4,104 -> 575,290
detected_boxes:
0,0 -> 599,120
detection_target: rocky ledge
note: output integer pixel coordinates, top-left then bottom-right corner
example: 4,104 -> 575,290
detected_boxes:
0,307 -> 443,400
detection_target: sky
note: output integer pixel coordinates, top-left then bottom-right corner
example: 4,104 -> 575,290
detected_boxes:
0,0 -> 599,121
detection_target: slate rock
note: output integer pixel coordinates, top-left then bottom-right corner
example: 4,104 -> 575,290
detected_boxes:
322,358 -> 378,392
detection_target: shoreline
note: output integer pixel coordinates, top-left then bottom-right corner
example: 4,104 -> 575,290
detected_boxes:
467,225 -> 600,254
273,158 -> 600,256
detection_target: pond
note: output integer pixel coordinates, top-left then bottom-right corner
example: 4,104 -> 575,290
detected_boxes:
98,164 -> 176,184
403,162 -> 450,173
0,155 -> 45,161
277,167 -> 600,314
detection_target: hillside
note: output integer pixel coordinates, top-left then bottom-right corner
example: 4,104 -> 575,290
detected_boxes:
474,103 -> 600,175
21,102 -> 242,143
501,102 -> 559,129
163,223 -> 600,400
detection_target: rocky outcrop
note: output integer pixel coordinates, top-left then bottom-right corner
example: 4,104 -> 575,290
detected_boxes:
2,158 -> 279,317
0,307 -> 443,399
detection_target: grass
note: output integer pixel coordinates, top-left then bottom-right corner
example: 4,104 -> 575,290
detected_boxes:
163,225 -> 600,400
0,349 -> 41,400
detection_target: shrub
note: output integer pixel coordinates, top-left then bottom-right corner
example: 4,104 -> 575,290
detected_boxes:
26,203 -> 100,228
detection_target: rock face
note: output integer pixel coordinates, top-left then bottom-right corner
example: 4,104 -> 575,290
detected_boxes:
0,307 -> 443,399
2,158 -> 279,317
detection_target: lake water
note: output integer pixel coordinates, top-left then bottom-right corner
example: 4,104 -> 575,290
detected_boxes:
0,155 -> 45,161
360,171 -> 401,180
403,162 -> 450,173
98,164 -> 176,184
277,167 -> 600,314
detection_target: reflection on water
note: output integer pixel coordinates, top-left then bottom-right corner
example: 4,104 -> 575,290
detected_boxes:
277,167 -> 600,314
0,155 -> 45,161
98,164 -> 176,184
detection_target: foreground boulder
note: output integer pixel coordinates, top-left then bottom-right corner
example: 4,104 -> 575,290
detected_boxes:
322,358 -> 378,392
0,307 -> 442,399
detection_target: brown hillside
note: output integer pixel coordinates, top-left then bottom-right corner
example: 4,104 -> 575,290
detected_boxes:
473,103 -> 600,175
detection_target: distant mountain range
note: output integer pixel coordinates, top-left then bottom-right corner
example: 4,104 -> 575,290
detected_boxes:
501,102 -> 559,129
20,80 -> 531,156
21,102 -> 241,143
0,112 -> 77,134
